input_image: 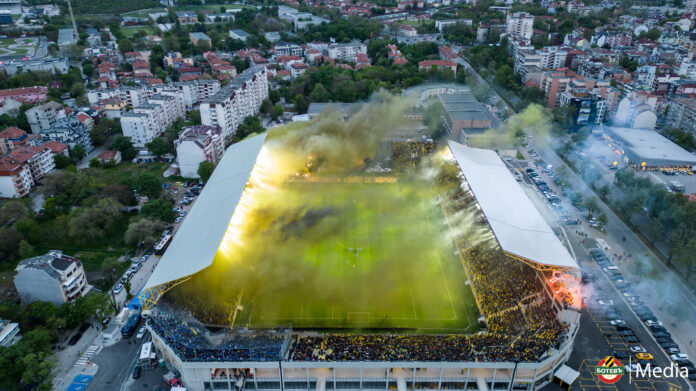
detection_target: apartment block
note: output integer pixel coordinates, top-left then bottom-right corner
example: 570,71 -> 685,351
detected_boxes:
175,125 -> 224,178
25,101 -> 66,133
5,145 -> 55,182
14,250 -> 90,305
40,117 -> 94,154
0,157 -> 33,198
327,42 -> 368,62
120,92 -> 186,147
666,98 -> 696,137
506,12 -> 534,43
200,66 -> 269,141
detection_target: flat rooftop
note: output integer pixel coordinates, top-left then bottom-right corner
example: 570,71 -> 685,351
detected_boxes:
605,126 -> 696,167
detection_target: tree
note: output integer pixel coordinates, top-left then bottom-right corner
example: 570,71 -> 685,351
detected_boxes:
82,63 -> 94,78
597,184 -> 611,199
14,219 -> 41,244
198,160 -> 215,182
132,173 -> 161,199
291,94 -> 307,114
309,83 -> 331,102
145,137 -> 171,158
189,109 -> 201,125
271,105 -> 283,120
112,136 -> 137,161
125,218 -> 165,247
17,240 -> 36,260
0,200 -> 30,227
140,198 -> 175,223
332,80 -> 357,102
0,228 -> 23,265
70,145 -> 85,161
70,82 -> 84,98
234,116 -> 264,142
68,197 -> 123,241
54,154 -> 73,169
584,196 -> 601,218
260,98 -> 273,115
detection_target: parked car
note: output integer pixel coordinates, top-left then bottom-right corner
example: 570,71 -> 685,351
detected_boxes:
133,366 -> 142,379
113,283 -> 124,294
614,351 -> 629,359
136,327 -> 147,339
671,353 -> 689,361
68,333 -> 82,345
630,346 -> 647,353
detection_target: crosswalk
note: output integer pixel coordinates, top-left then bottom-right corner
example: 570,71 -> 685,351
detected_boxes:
74,345 -> 102,367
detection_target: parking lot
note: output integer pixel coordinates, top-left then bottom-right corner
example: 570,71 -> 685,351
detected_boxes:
110,180 -> 203,302
513,148 -> 694,391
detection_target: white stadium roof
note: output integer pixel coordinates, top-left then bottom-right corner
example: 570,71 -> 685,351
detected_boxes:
448,140 -> 578,270
144,133 -> 267,290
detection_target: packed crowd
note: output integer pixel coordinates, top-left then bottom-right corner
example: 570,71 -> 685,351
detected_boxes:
162,291 -> 235,325
288,164 -> 569,363
149,314 -> 288,362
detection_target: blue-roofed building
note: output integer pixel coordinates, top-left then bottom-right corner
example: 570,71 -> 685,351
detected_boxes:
229,29 -> 249,41
57,28 -> 75,46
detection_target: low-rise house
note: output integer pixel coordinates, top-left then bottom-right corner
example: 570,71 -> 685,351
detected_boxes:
190,32 -> 212,46
229,29 -> 249,41
418,60 -> 458,73
176,11 -> 198,24
97,150 -> 121,165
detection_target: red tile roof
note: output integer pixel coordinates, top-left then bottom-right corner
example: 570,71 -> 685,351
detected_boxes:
0,127 -> 27,139
41,141 -> 68,153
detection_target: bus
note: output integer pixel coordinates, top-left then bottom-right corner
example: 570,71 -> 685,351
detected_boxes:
121,313 -> 141,337
154,234 -> 172,256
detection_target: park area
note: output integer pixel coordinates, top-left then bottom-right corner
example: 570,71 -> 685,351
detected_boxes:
173,180 -> 480,332
0,37 -> 36,57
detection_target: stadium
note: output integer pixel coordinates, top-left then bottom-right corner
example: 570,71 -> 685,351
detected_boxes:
140,92 -> 582,391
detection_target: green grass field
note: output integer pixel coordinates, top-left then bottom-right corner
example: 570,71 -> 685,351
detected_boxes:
122,26 -> 155,38
219,181 -> 480,332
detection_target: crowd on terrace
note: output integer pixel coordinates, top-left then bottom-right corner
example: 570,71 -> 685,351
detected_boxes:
148,313 -> 287,362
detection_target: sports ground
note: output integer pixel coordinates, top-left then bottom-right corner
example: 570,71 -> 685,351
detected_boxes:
226,180 -> 480,332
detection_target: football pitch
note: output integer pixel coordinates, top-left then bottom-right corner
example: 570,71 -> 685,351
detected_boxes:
231,180 -> 480,332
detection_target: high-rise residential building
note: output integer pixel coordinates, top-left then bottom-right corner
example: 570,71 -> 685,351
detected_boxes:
686,0 -> 696,13
200,67 -> 269,141
506,12 -> 534,42
120,91 -> 187,147
666,98 -> 696,137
